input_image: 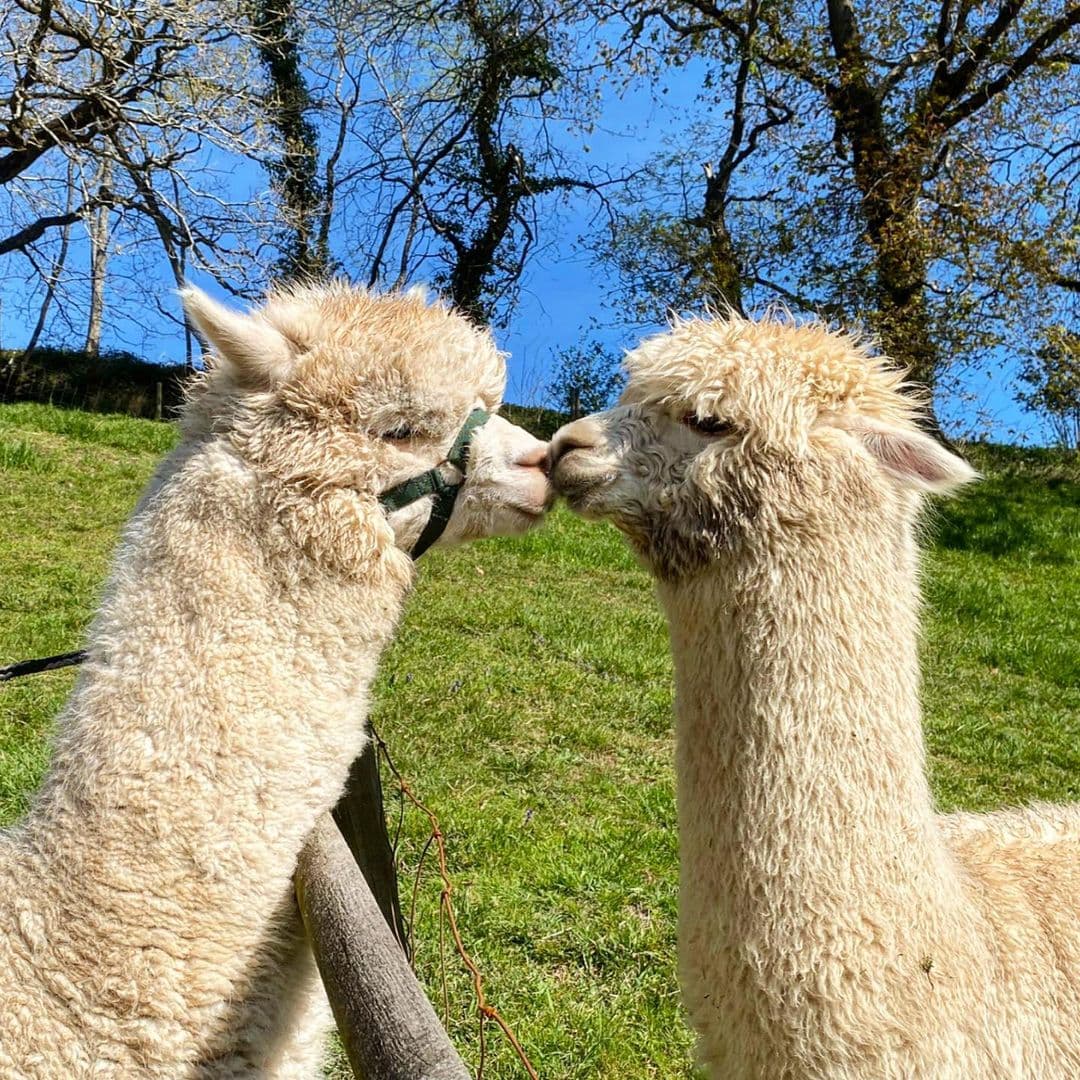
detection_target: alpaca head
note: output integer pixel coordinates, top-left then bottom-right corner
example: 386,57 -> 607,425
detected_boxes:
180,282 -> 551,560
549,314 -> 976,580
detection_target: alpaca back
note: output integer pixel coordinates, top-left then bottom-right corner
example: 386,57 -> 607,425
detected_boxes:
941,803 -> 1080,1074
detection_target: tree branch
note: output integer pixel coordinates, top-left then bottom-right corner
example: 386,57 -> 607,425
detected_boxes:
940,5 -> 1080,129
931,0 -> 1023,104
0,201 -> 110,255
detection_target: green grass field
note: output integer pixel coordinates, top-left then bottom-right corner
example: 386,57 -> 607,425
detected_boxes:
1,402 -> 1078,1078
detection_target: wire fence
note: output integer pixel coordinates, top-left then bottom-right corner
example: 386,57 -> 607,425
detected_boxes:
373,721 -> 540,1079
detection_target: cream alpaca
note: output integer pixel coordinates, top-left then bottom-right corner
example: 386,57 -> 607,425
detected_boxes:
549,314 -> 1080,1079
0,283 -> 550,1078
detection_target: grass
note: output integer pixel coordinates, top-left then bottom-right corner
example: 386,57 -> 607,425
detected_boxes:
1,401 -> 1078,1078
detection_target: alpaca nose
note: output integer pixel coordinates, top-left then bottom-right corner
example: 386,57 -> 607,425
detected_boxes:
515,442 -> 550,475
548,418 -> 603,469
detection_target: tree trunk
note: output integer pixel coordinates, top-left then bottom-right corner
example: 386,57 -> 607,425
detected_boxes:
84,155 -> 114,357
826,0 -> 939,401
849,149 -> 939,394
871,209 -> 938,393
702,169 -> 746,315
253,0 -> 326,281
22,163 -> 76,364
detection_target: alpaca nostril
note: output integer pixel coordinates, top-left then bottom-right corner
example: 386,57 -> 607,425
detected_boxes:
515,443 -> 550,473
549,419 -> 603,466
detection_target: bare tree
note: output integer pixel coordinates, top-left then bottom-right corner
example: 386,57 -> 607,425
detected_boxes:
0,0 -> 278,348
302,0 -> 617,326
19,159 -> 75,363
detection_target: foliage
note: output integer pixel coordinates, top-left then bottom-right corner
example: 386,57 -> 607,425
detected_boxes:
1018,326 -> 1080,451
1,0 -> 614,350
3,0 -> 1079,434
308,0 -> 610,325
499,401 -> 570,439
252,0 -> 331,281
548,340 -> 625,415
597,0 -> 1080,407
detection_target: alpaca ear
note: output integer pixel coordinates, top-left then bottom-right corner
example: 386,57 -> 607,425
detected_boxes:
180,286 -> 294,387
840,415 -> 978,494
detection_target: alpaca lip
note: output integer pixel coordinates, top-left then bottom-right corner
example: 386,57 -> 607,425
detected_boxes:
511,496 -> 549,520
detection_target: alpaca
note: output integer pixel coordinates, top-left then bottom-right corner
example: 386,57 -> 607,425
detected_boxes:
548,314 -> 1080,1079
0,282 -> 551,1079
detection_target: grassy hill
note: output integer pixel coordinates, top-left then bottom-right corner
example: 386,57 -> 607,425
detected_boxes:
1,401 -> 1077,1078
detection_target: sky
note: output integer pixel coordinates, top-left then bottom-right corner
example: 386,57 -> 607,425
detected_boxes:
0,48 -> 1055,447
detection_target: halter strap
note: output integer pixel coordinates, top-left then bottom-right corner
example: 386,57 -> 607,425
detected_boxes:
377,408 -> 490,559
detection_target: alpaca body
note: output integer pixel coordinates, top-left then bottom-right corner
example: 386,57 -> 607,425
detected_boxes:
548,312 -> 1080,1079
1,283 -> 550,1077
0,437 -> 404,1077
664,566 -> 1080,1080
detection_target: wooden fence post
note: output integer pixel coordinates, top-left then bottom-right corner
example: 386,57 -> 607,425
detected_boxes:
296,813 -> 471,1080
331,737 -> 407,948
155,381 -> 163,421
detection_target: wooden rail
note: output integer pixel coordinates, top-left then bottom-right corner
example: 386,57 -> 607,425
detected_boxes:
295,738 -> 470,1080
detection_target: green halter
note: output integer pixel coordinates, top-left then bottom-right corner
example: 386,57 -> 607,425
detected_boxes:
377,408 -> 491,559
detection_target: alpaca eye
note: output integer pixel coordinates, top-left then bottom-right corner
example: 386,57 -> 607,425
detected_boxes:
382,425 -> 416,441
683,414 -> 736,437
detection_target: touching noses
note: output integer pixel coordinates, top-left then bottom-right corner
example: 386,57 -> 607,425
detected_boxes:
547,418 -> 603,470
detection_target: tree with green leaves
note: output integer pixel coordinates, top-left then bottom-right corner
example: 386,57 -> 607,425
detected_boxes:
549,339 -> 625,416
600,0 -> 1080,416
1019,325 -> 1080,450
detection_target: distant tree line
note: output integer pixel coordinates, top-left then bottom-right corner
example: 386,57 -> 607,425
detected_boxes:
1,0 -> 1079,443
0,347 -> 187,420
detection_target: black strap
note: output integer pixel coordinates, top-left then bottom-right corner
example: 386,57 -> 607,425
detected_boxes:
408,478 -> 458,560
377,409 -> 488,514
0,650 -> 87,683
377,408 -> 489,560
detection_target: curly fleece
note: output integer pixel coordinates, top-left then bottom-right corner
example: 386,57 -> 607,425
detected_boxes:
0,284 -> 509,1078
561,313 -> 1080,1079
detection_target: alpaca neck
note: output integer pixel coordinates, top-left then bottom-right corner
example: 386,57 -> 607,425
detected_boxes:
30,436 -> 412,921
659,526 -> 957,976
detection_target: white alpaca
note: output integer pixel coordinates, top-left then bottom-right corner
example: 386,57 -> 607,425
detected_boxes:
0,283 -> 550,1079
549,314 -> 1080,1079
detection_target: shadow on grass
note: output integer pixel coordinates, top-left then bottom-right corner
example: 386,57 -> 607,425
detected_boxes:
932,472 -> 1079,564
